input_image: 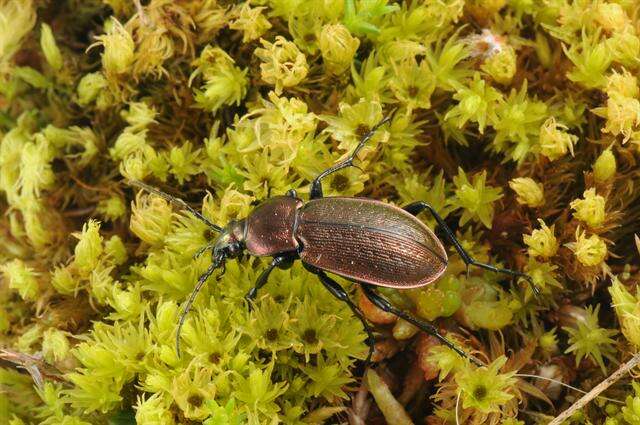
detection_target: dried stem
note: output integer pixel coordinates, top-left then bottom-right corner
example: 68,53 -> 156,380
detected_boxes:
549,353 -> 640,425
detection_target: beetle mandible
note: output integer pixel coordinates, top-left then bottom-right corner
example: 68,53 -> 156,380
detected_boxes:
131,116 -> 540,366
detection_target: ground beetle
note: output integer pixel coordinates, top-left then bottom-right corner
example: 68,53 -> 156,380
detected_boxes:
131,116 -> 540,366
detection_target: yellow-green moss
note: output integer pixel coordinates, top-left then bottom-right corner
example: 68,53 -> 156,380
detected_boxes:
2,1 -> 640,424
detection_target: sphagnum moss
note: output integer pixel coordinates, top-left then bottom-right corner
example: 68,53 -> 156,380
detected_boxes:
2,1 -> 640,424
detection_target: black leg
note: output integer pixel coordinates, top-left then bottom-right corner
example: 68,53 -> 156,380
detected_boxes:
286,189 -> 298,198
403,201 -> 540,297
245,255 -> 292,306
360,284 -> 483,367
310,115 -> 392,199
176,261 -> 220,357
193,242 -> 215,259
314,271 -> 376,365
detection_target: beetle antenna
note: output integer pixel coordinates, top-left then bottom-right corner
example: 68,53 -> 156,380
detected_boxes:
128,179 -> 223,233
175,255 -> 224,358
352,111 -> 396,159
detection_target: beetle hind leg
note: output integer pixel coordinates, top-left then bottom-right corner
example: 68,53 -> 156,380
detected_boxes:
403,201 -> 541,297
312,270 -> 376,365
360,284 -> 483,367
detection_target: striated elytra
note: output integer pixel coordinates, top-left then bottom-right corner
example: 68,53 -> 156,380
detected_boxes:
131,115 -> 539,367
243,195 -> 448,288
296,197 -> 448,288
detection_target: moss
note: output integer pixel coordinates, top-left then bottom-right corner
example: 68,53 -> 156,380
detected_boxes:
2,0 -> 640,424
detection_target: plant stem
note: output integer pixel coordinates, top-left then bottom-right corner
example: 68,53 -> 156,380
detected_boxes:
549,353 -> 640,425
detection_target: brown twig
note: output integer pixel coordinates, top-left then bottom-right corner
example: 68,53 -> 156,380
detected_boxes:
549,352 -> 640,425
0,349 -> 64,388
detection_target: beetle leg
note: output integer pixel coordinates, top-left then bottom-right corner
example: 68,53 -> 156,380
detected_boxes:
309,115 -> 392,199
244,255 -> 291,308
285,189 -> 298,198
176,261 -> 220,358
314,271 -> 376,366
360,284 -> 484,367
193,242 -> 215,260
403,201 -> 541,297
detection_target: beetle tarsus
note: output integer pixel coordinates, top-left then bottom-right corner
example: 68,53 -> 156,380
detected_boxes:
175,259 -> 221,358
467,259 -> 541,298
403,201 -> 541,297
360,284 -> 482,367
522,274 -> 542,298
309,114 -> 393,199
244,295 -> 255,312
244,255 -> 290,311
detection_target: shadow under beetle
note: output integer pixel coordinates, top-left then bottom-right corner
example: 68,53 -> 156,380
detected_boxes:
131,116 -> 540,367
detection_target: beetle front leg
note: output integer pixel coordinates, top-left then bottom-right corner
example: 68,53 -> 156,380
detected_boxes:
403,201 -> 541,297
360,284 -> 484,367
176,261 -> 220,357
193,242 -> 215,260
314,271 -> 376,365
244,255 -> 292,308
309,115 -> 392,199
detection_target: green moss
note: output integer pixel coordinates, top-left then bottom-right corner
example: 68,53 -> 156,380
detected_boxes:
2,0 -> 640,424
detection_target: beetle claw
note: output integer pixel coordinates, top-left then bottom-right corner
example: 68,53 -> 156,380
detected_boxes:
526,275 -> 542,299
245,297 -> 255,312
363,337 -> 375,368
364,335 -> 376,349
469,356 -> 485,368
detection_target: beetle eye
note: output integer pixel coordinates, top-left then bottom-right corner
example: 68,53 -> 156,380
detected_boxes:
226,242 -> 242,258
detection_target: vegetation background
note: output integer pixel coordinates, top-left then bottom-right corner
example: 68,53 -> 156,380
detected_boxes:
1,0 -> 640,424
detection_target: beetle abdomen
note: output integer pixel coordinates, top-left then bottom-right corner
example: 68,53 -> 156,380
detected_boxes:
295,197 -> 448,288
245,196 -> 302,256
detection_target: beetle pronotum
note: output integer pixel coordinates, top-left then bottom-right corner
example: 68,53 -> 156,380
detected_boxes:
131,116 -> 539,366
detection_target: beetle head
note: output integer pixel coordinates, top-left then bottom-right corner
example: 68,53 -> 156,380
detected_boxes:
213,219 -> 246,260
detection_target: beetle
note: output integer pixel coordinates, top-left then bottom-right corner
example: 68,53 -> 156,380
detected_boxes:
131,116 -> 539,366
